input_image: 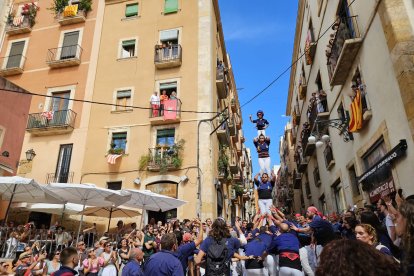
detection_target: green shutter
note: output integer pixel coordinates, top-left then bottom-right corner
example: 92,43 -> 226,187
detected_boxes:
113,132 -> 127,139
122,40 -> 136,47
125,3 -> 138,17
164,0 -> 178,14
117,90 -> 131,98
157,128 -> 175,138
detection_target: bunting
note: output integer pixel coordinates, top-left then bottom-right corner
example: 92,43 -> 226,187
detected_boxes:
63,5 -> 78,17
107,154 -> 122,165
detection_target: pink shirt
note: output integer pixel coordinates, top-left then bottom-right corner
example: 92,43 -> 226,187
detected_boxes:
83,258 -> 103,273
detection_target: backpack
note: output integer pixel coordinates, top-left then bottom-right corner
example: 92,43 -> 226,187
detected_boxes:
206,238 -> 230,276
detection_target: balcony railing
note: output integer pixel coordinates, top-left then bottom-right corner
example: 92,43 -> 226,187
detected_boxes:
147,146 -> 180,171
47,45 -> 83,68
57,6 -> 87,25
0,55 -> 26,76
154,44 -> 182,69
26,109 -> 76,136
46,171 -> 74,184
229,150 -> 239,174
149,99 -> 181,125
216,67 -> 228,99
327,16 -> 362,86
5,15 -> 32,35
216,118 -> 231,146
324,144 -> 335,170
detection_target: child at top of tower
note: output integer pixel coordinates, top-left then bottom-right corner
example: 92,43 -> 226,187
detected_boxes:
249,110 -> 270,137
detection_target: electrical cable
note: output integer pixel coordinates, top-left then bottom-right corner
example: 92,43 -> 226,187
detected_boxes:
240,0 -> 357,108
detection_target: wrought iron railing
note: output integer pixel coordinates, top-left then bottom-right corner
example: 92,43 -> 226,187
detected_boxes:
0,54 -> 26,70
46,171 -> 74,184
327,16 -> 361,79
149,99 -> 181,118
27,110 -> 76,130
154,44 -> 182,63
57,7 -> 86,20
47,45 -> 83,63
147,146 -> 180,170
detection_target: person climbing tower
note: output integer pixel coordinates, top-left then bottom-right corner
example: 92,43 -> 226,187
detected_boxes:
249,110 -> 269,137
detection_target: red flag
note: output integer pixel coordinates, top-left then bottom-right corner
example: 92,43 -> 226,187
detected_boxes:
349,88 -> 363,132
163,99 -> 177,120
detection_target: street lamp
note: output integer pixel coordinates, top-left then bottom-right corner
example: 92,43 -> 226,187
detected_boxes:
25,149 -> 36,162
308,117 -> 353,148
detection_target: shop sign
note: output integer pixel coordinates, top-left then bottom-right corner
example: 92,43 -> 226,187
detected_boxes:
358,139 -> 407,183
146,183 -> 177,198
369,179 -> 396,202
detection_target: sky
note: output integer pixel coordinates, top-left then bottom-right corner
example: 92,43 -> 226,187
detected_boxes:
218,1 -> 299,175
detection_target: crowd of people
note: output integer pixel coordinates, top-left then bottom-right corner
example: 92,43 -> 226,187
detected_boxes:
0,186 -> 413,276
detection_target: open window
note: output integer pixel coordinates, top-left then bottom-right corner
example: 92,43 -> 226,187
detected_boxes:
120,39 -> 137,58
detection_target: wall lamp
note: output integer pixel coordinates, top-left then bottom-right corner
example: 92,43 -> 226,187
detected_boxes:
1,151 -> 9,157
308,118 -> 353,148
25,149 -> 36,162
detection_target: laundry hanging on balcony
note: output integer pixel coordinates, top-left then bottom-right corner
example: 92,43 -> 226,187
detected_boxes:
349,88 -> 363,132
13,16 -> 24,27
163,99 -> 177,120
41,111 -> 54,120
107,154 -> 122,165
63,5 -> 78,17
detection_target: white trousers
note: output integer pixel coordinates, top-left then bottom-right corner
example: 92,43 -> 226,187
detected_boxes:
245,268 -> 268,275
259,199 -> 273,226
257,129 -> 266,137
265,255 -> 277,276
258,157 -> 271,175
279,267 -> 304,276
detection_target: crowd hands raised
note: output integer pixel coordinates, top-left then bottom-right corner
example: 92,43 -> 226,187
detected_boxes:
1,191 -> 412,276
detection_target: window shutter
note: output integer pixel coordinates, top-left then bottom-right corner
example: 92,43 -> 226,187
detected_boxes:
164,0 -> 178,14
157,128 -> 175,138
125,3 -> 138,17
6,41 -> 25,68
61,31 -> 80,59
160,29 -> 178,41
122,40 -> 136,47
117,90 -> 131,98
113,132 -> 127,139
159,82 -> 177,90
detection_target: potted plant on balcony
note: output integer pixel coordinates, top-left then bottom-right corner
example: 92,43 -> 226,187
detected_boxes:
21,2 -> 39,27
49,0 -> 92,16
108,143 -> 124,155
218,146 -> 229,177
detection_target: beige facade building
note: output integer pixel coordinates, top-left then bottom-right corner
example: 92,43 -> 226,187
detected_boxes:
284,0 -> 414,215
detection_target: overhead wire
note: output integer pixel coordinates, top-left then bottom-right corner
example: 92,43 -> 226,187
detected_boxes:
240,0 -> 357,108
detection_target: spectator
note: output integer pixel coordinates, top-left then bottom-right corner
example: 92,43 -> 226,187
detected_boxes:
149,91 -> 160,117
355,223 -> 392,256
395,197 -> 414,275
159,90 -> 169,115
55,227 -> 72,251
143,225 -> 156,262
82,248 -> 103,276
100,241 -> 118,276
121,248 -> 143,276
53,247 -> 79,276
43,251 -> 61,276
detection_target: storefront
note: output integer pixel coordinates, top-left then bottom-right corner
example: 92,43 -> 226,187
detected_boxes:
359,139 -> 407,203
146,181 -> 178,223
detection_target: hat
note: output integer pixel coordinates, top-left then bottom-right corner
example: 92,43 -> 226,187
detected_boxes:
19,252 -> 32,260
307,206 -> 318,214
182,233 -> 192,242
295,213 -> 301,218
99,236 -> 109,242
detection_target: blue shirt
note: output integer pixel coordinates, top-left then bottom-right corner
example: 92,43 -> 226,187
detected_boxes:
252,118 -> 269,129
52,266 -> 78,276
200,236 -> 240,261
269,232 -> 300,254
244,238 -> 267,257
177,241 -> 196,273
144,250 -> 184,276
122,260 -> 143,276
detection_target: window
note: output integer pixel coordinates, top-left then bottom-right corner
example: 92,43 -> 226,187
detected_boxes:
111,132 -> 127,151
352,68 -> 370,113
159,81 -> 177,98
125,3 -> 138,17
315,71 -> 323,92
164,0 -> 178,14
333,181 -> 346,213
61,31 -> 80,60
348,165 -> 360,196
107,181 -> 122,190
6,41 -> 25,69
55,144 -> 73,183
308,19 -> 315,42
337,102 -> 346,122
115,89 -> 132,111
156,128 -> 175,146
319,194 -> 327,214
120,39 -> 136,58
313,166 -> 321,187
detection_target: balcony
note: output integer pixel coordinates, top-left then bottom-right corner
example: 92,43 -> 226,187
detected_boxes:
57,6 -> 87,25
230,99 -> 238,113
228,116 -> 236,136
313,167 -> 321,187
5,15 -> 32,35
26,110 -> 76,136
324,144 -> 335,170
216,121 -> 230,146
229,151 -> 239,174
299,83 -> 307,100
154,44 -> 182,69
149,99 -> 181,125
301,128 -> 315,157
294,172 -> 302,189
147,146 -> 181,172
298,157 -> 309,173
47,45 -> 83,68
235,113 -> 241,130
293,103 -> 301,126
327,16 -> 363,86
236,142 -> 242,157
216,67 -> 228,99
46,171 -> 74,184
0,55 -> 26,76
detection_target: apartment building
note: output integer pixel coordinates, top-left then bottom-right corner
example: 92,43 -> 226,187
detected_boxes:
79,0 -> 247,223
284,0 -> 414,214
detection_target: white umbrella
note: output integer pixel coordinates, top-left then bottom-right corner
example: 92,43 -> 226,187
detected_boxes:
123,189 -> 186,228
81,206 -> 141,232
0,176 -> 63,224
27,203 -> 84,215
44,183 -> 132,241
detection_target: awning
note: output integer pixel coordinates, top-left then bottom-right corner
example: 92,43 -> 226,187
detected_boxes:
358,139 -> 407,184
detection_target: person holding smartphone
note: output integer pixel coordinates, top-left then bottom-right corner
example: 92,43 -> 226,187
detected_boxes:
143,225 -> 156,263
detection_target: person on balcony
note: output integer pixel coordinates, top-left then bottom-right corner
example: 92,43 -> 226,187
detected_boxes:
253,134 -> 271,175
316,90 -> 327,113
170,91 -> 177,100
150,91 -> 160,117
160,90 -> 169,116
249,110 -> 270,137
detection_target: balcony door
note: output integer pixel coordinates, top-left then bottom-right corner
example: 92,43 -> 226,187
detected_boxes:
6,41 -> 25,69
55,144 -> 73,183
50,91 -> 70,125
60,31 -> 79,60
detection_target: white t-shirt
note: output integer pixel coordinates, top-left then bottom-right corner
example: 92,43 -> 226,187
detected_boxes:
150,95 -> 160,105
